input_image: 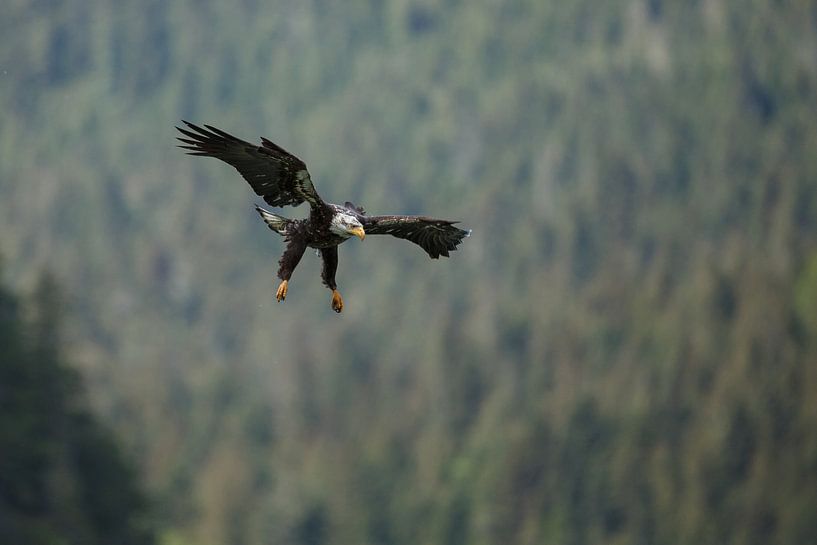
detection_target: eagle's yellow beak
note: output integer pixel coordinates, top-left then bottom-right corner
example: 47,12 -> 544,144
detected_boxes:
350,226 -> 366,240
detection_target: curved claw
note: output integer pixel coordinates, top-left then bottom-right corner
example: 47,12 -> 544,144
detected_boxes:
331,290 -> 344,313
276,280 -> 288,302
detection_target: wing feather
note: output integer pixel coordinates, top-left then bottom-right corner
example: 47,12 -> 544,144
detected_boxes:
362,215 -> 470,259
176,121 -> 326,211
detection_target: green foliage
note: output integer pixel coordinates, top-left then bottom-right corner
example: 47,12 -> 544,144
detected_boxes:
2,1 -> 817,544
0,272 -> 154,545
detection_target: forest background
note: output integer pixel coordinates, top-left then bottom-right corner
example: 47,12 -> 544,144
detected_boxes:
2,1 -> 817,544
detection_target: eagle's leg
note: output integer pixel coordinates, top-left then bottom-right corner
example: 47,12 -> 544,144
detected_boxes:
319,247 -> 343,313
331,290 -> 344,313
276,236 -> 307,302
276,280 -> 288,302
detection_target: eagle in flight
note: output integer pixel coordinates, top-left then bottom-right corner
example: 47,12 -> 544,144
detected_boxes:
176,121 -> 470,313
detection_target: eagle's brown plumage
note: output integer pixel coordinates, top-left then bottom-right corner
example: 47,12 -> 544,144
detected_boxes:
177,121 -> 470,312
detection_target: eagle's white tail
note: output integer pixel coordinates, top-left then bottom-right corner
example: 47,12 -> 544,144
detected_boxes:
255,205 -> 291,235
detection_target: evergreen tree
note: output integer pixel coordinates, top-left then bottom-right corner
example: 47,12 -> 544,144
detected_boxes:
0,268 -> 154,545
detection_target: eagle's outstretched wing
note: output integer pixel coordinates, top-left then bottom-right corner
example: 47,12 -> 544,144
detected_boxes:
176,121 -> 326,211
361,215 -> 471,258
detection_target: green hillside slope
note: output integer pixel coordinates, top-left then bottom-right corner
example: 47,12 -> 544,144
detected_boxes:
0,272 -> 153,544
2,1 -> 817,544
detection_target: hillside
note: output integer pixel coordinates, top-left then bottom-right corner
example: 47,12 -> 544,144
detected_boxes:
2,1 -> 817,544
0,272 -> 153,544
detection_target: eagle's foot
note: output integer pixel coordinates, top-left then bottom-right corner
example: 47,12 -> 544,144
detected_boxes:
276,279 -> 288,302
331,290 -> 344,313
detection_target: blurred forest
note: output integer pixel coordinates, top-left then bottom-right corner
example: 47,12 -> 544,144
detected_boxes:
2,0 -> 817,544
0,272 -> 152,544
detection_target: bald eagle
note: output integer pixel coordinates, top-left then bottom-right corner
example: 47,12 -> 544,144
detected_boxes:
176,121 -> 470,313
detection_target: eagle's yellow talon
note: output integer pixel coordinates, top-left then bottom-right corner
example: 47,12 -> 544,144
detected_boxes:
276,279 -> 288,302
331,290 -> 343,313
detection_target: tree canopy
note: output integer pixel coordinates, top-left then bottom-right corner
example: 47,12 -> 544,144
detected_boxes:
0,270 -> 153,545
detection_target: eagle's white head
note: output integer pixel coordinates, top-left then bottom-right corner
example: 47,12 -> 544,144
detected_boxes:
330,212 -> 366,240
